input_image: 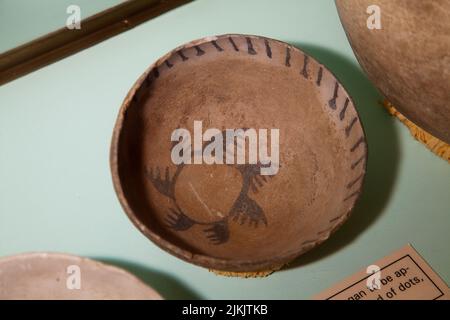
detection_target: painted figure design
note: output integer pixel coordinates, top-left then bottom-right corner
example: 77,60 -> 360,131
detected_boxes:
146,135 -> 274,245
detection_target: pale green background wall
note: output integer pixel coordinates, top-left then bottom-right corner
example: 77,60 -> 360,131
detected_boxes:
0,0 -> 449,299
0,0 -> 124,53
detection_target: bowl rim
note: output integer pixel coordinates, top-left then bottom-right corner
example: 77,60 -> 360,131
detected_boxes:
110,34 -> 369,272
0,251 -> 162,299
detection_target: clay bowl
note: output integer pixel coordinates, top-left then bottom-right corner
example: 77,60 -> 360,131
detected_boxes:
111,34 -> 367,274
0,252 -> 162,300
336,0 -> 450,144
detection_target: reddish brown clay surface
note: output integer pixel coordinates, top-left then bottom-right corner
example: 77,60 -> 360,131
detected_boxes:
336,0 -> 450,143
111,35 -> 367,272
0,253 -> 162,300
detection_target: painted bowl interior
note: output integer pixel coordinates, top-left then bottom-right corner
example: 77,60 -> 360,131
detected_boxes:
0,253 -> 162,300
111,35 -> 367,272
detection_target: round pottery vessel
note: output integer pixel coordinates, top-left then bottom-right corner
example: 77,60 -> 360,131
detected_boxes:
0,252 -> 162,300
336,0 -> 450,144
111,34 -> 367,273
